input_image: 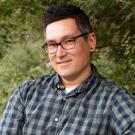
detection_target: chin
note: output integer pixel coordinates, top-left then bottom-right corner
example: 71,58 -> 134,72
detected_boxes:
57,71 -> 72,78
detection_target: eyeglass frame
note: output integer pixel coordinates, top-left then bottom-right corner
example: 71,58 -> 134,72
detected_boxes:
42,32 -> 90,54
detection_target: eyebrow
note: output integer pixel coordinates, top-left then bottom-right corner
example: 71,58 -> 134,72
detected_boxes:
46,34 -> 75,43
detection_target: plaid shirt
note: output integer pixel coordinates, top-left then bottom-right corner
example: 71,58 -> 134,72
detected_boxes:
1,64 -> 135,135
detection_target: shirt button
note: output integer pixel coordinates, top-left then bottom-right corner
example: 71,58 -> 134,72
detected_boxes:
63,97 -> 66,100
54,117 -> 59,122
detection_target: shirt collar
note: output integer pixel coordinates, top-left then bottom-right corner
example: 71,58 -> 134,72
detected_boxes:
53,63 -> 99,96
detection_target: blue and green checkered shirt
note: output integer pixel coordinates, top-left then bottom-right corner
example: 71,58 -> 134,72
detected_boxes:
1,64 -> 135,135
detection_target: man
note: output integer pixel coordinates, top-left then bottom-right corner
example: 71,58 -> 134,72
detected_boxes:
0,4 -> 135,135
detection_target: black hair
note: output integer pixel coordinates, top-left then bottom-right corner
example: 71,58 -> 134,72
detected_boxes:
43,4 -> 93,33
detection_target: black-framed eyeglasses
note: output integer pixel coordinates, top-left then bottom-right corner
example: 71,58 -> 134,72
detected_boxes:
42,32 -> 89,54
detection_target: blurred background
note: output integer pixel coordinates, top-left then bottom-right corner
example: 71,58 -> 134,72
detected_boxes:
0,0 -> 135,117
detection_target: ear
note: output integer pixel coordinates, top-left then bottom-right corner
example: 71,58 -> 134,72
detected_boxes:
87,32 -> 96,52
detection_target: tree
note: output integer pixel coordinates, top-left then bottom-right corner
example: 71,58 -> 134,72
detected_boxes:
0,0 -> 135,116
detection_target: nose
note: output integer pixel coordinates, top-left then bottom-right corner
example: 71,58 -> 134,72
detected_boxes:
56,45 -> 67,57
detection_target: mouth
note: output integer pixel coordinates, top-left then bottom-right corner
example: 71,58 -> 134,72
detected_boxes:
56,60 -> 71,65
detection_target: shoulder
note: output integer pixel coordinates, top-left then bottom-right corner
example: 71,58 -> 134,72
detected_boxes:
96,74 -> 135,105
19,73 -> 55,91
99,75 -> 135,110
10,73 -> 56,104
98,74 -> 128,95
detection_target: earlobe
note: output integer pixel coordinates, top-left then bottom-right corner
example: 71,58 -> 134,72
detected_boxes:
90,47 -> 94,52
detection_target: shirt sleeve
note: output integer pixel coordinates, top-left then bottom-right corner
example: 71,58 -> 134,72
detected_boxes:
0,81 -> 32,135
110,89 -> 135,134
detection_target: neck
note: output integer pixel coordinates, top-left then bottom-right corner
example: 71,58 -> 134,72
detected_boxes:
60,65 -> 92,88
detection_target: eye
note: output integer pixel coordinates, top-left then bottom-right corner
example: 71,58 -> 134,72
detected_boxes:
63,38 -> 74,45
47,43 -> 57,48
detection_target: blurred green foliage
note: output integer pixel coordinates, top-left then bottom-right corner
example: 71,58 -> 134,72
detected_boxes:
0,0 -> 135,117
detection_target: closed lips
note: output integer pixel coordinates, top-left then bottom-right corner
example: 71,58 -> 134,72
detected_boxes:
57,60 -> 71,64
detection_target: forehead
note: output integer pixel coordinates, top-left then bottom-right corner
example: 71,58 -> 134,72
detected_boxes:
45,18 -> 80,40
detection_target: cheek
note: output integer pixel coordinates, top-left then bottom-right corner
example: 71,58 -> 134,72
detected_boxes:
75,43 -> 90,57
49,54 -> 54,60
77,48 -> 90,63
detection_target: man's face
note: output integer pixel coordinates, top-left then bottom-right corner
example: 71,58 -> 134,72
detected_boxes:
45,18 -> 96,81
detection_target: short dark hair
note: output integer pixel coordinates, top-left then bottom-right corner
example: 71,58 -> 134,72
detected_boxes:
43,4 -> 93,33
